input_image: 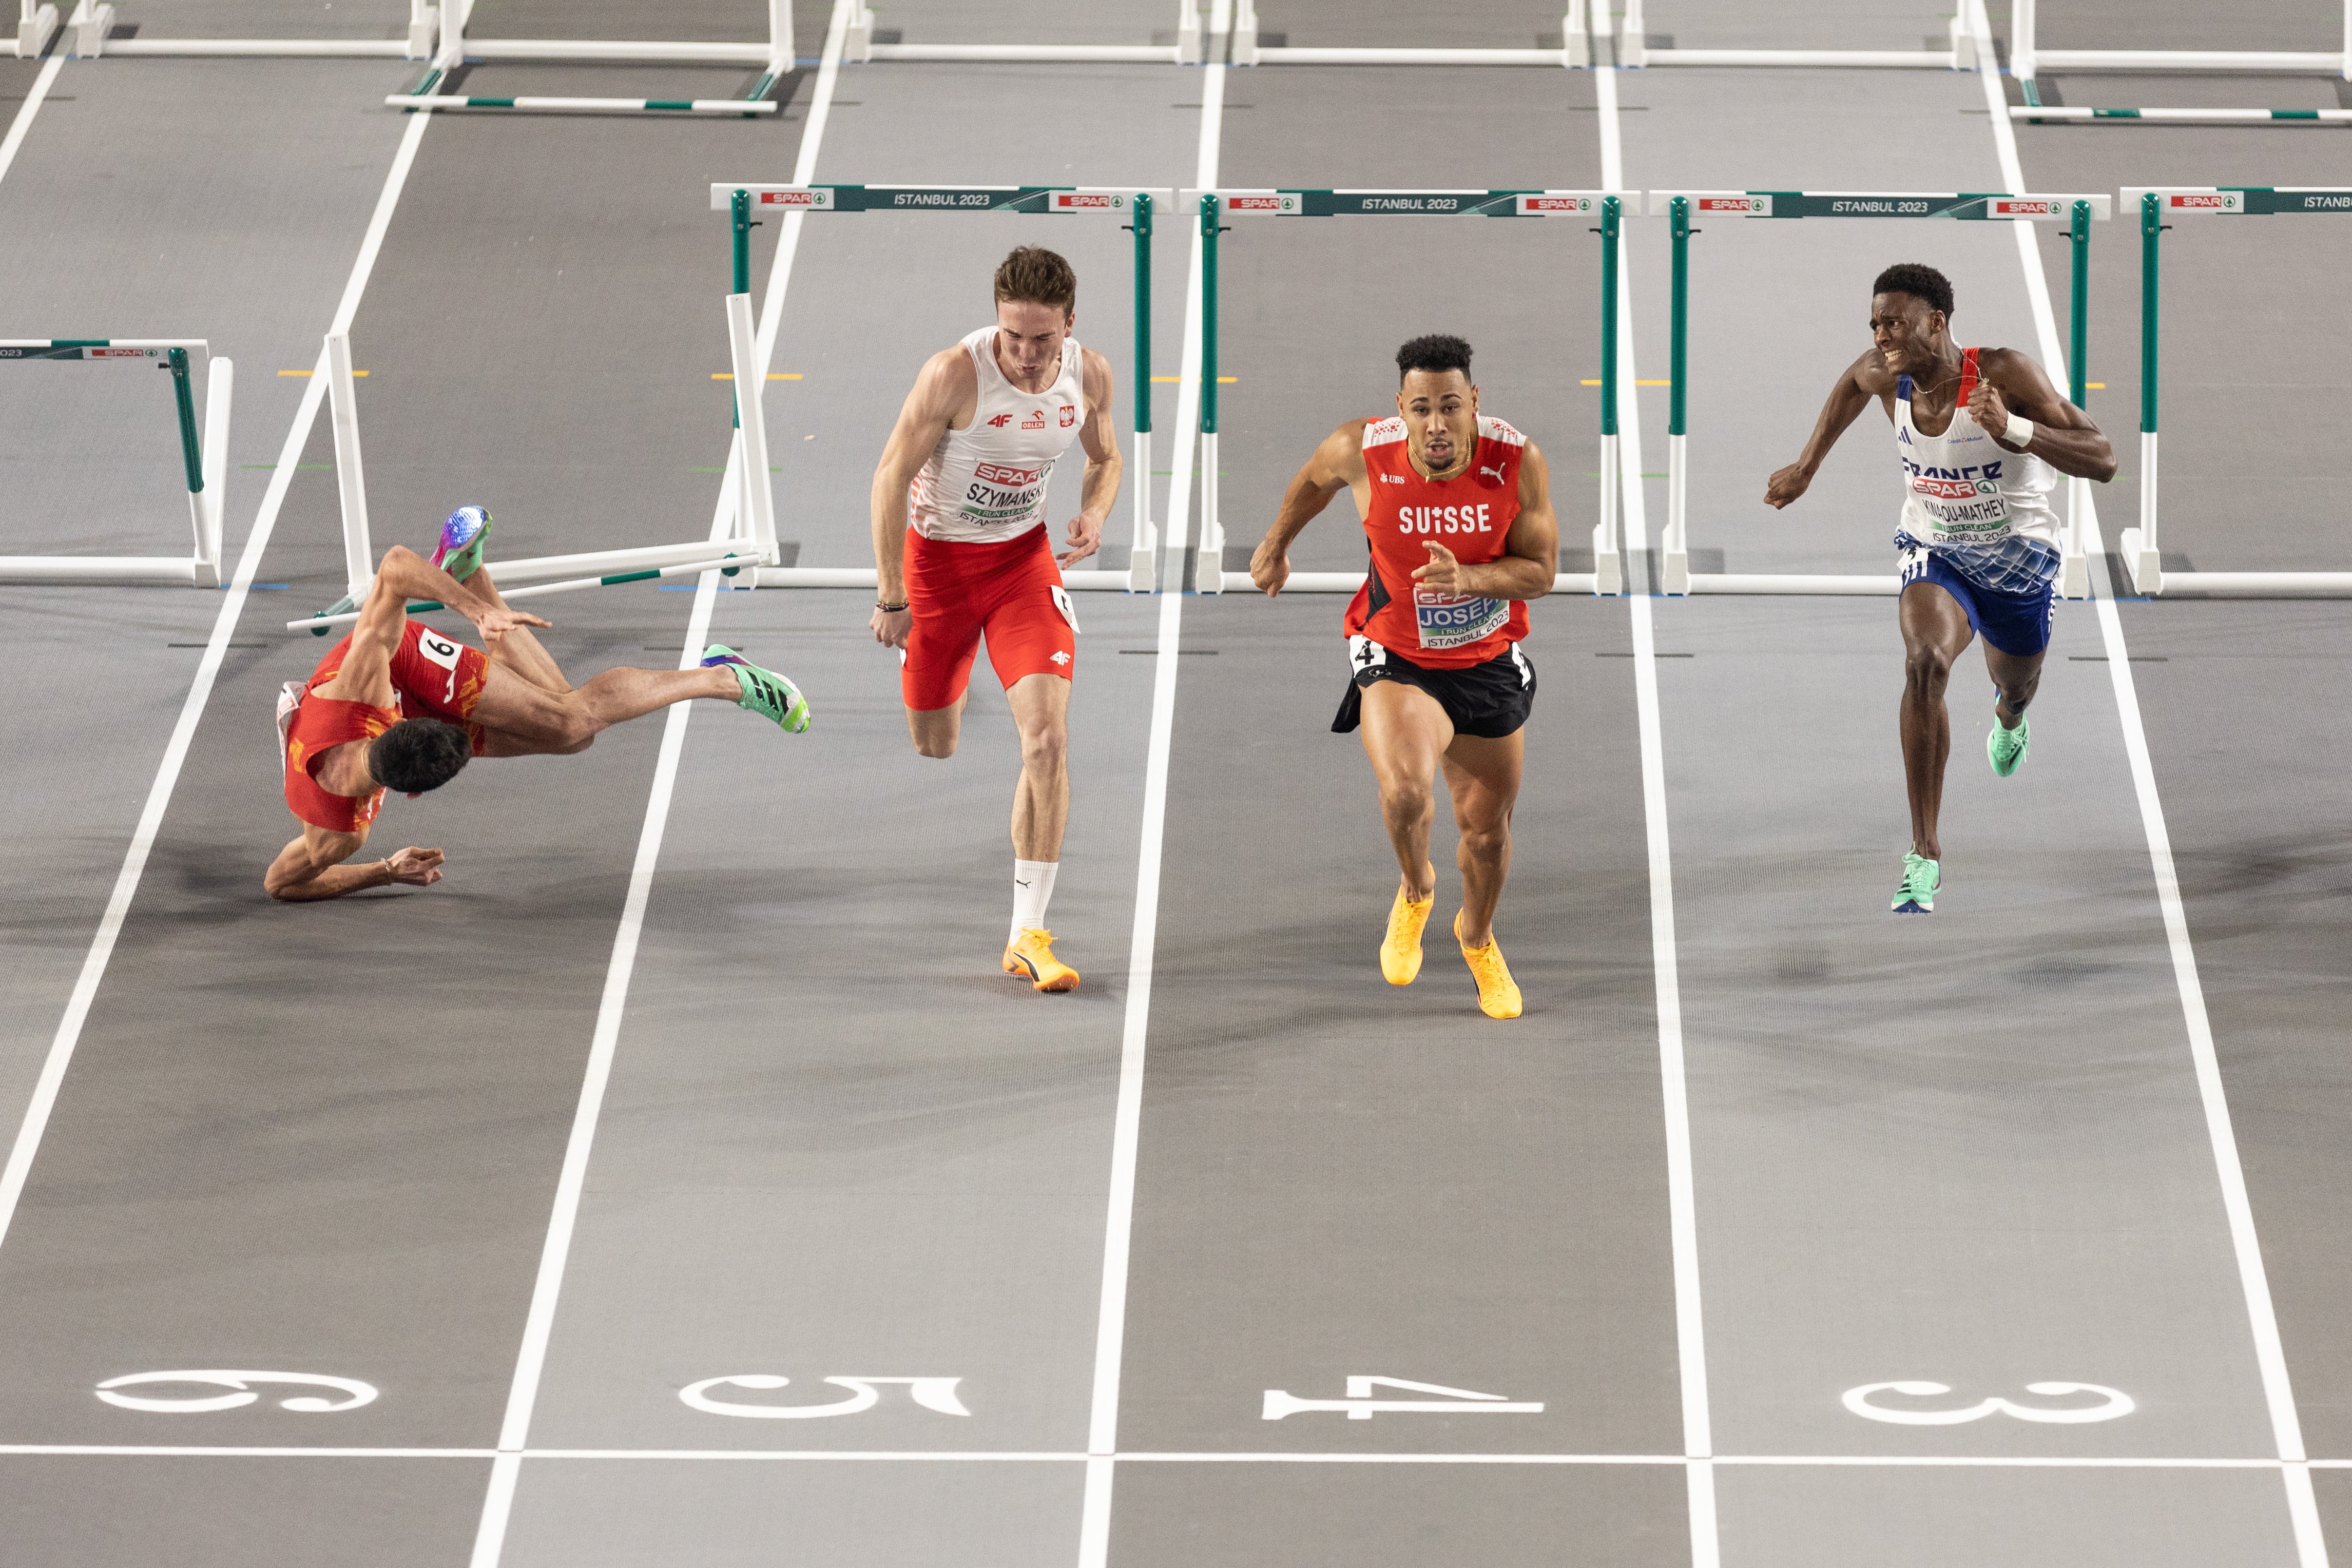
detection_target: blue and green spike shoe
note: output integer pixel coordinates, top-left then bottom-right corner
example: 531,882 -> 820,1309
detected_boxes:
1989,706 -> 2030,778
1892,851 -> 1940,915
432,505 -> 493,582
702,644 -> 811,734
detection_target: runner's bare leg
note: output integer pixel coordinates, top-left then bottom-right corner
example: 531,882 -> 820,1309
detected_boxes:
1006,672 -> 1070,862
469,565 -> 572,695
1898,581 -> 1974,860
1440,729 -> 1524,947
1360,679 -> 1451,904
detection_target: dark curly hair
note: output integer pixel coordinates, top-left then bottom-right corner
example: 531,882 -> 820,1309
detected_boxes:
369,718 -> 471,795
1396,333 -> 1474,385
1872,263 -> 1954,319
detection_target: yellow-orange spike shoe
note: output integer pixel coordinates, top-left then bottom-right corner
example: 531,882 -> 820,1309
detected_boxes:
1455,911 -> 1522,1020
1381,881 -> 1436,985
1004,928 -> 1080,993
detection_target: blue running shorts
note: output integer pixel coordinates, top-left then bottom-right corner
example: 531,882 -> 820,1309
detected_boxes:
1898,540 -> 2055,657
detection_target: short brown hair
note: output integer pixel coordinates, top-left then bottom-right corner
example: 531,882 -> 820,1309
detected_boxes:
994,246 -> 1076,314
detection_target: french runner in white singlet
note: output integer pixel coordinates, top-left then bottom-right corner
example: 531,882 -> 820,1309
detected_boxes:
866,246 -> 1124,992
1764,262 -> 2116,915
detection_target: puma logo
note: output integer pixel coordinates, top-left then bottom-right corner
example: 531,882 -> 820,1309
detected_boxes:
1478,464 -> 1504,483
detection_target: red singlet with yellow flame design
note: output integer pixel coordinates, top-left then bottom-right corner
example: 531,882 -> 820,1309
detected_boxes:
1342,413 -> 1529,669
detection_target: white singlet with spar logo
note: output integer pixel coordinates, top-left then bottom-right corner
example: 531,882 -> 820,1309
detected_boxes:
1894,369 -> 2060,556
908,325 -> 1086,543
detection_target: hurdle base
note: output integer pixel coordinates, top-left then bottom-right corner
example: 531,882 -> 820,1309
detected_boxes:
495,540 -> 770,585
1212,570 -> 1604,597
1592,521 -> 1622,596
2057,546 -> 2090,601
0,555 -> 210,585
15,3 -> 56,57
392,94 -> 778,114
748,566 -> 1139,591
1252,47 -> 1579,66
1637,47 -> 1960,68
2132,571 -> 2352,598
1684,573 -> 1902,595
1661,546 -> 1690,596
2116,527 -> 2163,596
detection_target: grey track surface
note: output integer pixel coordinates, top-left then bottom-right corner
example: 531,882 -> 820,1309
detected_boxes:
7,1 -> 2351,1564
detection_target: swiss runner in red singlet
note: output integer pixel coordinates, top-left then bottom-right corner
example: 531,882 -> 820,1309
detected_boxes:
1249,335 -> 1560,1020
265,525 -> 811,902
865,246 -> 1125,993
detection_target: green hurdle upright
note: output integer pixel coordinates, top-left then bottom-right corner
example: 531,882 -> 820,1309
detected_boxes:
0,339 -> 233,586
1650,190 -> 2109,598
2116,187 -> 2352,597
1186,188 -> 1635,596
715,184 -> 1170,592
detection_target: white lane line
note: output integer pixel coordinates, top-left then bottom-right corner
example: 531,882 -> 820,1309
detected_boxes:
1597,57 -> 1720,1568
461,7 -> 853,1563
0,52 -> 62,187
0,105 -> 433,1270
1968,5 -> 2328,1562
1075,8 -> 1222,1563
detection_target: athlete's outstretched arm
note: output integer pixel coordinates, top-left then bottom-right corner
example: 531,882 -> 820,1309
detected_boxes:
1765,347 -> 1884,509
1971,350 -> 2118,482
1250,421 -> 1367,596
869,347 -> 972,650
370,544 -> 548,650
265,826 -> 444,902
1060,348 -> 1123,568
1414,437 -> 1560,602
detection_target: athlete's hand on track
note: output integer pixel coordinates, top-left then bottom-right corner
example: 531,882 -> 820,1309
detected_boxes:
1412,541 -> 1465,594
1248,537 -> 1289,596
1763,462 -> 1814,510
473,607 -> 552,648
1968,380 -> 2021,448
871,606 -> 914,650
1057,513 -> 1104,568
386,846 -> 445,886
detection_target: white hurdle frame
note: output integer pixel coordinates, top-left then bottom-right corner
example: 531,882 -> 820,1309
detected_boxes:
847,0 -> 1205,65
1232,1 -> 1591,67
0,340 -> 232,585
2013,0 -> 2352,81
1647,189 -> 2111,597
73,0 -> 436,59
1619,0 -> 1976,69
11,0 -> 56,57
392,0 -> 789,115
321,303 -> 774,608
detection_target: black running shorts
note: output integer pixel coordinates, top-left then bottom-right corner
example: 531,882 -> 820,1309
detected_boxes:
1331,636 -> 1536,740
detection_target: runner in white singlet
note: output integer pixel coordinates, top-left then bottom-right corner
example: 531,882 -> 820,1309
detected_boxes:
1764,262 -> 2116,914
867,246 -> 1123,992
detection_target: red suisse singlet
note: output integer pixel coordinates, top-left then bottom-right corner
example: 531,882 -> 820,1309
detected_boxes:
1343,414 -> 1529,669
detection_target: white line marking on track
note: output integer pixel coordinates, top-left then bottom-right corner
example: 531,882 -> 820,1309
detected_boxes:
1597,57 -> 1720,1568
1076,8 -> 1222,1561
0,104 -> 433,1274
0,52 -> 61,187
461,6 -> 853,1564
1972,3 -> 2328,1561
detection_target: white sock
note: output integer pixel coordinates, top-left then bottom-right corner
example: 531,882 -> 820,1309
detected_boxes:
1012,859 -> 1058,942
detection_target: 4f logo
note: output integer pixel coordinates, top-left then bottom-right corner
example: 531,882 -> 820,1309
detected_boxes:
986,413 -> 1014,428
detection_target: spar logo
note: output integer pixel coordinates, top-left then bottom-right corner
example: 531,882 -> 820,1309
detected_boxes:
1051,192 -> 1121,211
1913,475 -> 1993,501
1519,195 -> 1595,214
755,188 -> 828,208
1696,195 -> 1768,215
2169,193 -> 2233,210
976,462 -> 1044,486
1227,193 -> 1296,214
1991,199 -> 2060,217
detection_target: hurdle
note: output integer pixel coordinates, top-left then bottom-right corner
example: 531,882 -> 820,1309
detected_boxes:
392,0 -> 786,115
1649,190 -> 2111,597
1231,1 -> 1592,67
2115,187 -> 2352,597
11,0 -> 55,57
711,183 -> 1172,593
73,0 -> 435,59
286,553 -> 758,634
1617,0 -> 1976,69
0,340 -> 232,585
1182,189 -> 1632,597
2011,0 -> 2352,82
847,0 -> 1205,65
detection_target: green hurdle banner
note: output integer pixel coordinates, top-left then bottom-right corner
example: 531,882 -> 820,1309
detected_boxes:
0,338 -> 232,586
1185,188 -> 1632,597
713,183 -> 1172,592
1647,190 -> 2110,598
2114,188 -> 2352,597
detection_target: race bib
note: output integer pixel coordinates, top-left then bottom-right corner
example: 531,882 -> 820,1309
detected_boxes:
1049,582 -> 1080,634
1907,473 -> 2015,543
1413,588 -> 1507,651
415,628 -> 465,704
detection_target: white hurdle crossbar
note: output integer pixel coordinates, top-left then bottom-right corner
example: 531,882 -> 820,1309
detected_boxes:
1618,0 -> 1975,68
1649,190 -> 2111,597
2013,0 -> 2352,82
1187,189 -> 1631,597
0,340 -> 232,585
2117,187 -> 2352,597
391,0 -> 787,114
75,0 -> 435,59
849,0 -> 1204,65
712,184 -> 1173,592
1233,0 -> 1591,67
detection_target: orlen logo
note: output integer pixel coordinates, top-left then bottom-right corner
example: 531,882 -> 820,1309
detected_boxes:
976,461 -> 1044,486
1913,476 -> 1987,501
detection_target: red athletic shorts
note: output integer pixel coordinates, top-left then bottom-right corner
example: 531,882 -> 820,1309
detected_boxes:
900,525 -> 1077,711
